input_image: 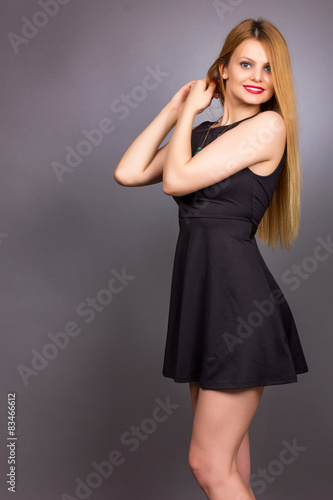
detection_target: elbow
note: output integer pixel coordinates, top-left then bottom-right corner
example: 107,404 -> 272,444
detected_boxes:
113,170 -> 124,186
163,177 -> 179,196
163,179 -> 186,196
162,181 -> 174,196
163,168 -> 189,196
113,169 -> 133,186
162,167 -> 178,195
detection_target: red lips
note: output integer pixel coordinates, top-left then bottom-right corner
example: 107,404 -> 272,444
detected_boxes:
243,85 -> 265,94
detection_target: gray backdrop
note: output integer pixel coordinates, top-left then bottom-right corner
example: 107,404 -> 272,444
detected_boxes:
1,0 -> 332,499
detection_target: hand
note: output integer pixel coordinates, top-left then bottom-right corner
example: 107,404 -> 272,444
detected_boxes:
167,80 -> 198,116
182,77 -> 217,115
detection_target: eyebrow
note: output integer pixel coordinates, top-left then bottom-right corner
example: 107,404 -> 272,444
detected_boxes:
239,56 -> 270,65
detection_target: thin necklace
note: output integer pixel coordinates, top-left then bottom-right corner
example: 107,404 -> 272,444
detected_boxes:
195,111 -> 261,155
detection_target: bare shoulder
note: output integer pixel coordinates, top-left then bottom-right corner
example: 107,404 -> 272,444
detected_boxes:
237,110 -> 287,146
231,110 -> 286,149
254,110 -> 286,138
240,111 -> 287,176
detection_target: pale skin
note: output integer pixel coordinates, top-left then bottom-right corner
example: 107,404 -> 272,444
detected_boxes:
189,382 -> 265,500
114,39 -> 286,499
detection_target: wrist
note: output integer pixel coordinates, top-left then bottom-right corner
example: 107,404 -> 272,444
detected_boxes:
161,103 -> 180,127
178,103 -> 197,122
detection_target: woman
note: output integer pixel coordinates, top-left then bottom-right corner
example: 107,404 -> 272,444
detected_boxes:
114,17 -> 309,500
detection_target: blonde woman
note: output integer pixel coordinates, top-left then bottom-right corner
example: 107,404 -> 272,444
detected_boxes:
114,17 -> 309,500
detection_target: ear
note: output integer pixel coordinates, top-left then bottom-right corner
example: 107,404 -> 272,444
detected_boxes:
219,63 -> 228,79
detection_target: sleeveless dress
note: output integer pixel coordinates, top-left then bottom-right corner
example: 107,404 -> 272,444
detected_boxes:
162,115 -> 309,389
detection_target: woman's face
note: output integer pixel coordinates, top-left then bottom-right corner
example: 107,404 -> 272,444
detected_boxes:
220,39 -> 275,106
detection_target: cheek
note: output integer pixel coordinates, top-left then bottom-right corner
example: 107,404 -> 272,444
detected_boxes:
266,77 -> 274,94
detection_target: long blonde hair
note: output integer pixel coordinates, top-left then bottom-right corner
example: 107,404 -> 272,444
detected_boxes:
206,18 -> 301,250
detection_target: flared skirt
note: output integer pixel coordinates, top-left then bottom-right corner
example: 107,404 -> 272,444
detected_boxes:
162,216 -> 309,389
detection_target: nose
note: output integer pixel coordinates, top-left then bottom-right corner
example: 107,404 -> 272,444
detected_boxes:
251,68 -> 263,82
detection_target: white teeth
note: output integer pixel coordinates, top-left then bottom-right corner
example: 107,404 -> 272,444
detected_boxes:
245,86 -> 263,91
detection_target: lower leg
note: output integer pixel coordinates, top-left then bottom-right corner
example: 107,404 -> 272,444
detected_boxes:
237,430 -> 256,499
205,469 -> 253,500
189,382 -> 257,498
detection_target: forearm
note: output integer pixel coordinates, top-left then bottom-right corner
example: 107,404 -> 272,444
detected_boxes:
114,103 -> 179,184
163,106 -> 196,192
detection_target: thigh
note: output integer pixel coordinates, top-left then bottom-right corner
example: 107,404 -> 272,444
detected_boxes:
190,386 -> 264,471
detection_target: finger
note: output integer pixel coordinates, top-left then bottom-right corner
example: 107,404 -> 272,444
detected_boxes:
186,80 -> 197,87
202,77 -> 216,91
205,76 -> 216,88
205,79 -> 217,94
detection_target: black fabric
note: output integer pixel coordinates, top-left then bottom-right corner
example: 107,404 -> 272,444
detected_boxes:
162,115 -> 309,389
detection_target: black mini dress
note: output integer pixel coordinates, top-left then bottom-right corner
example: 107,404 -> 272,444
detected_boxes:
162,115 -> 309,389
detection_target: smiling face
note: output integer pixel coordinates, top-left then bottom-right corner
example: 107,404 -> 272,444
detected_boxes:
220,38 -> 275,108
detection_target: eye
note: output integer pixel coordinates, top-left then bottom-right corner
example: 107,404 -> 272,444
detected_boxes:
240,61 -> 271,73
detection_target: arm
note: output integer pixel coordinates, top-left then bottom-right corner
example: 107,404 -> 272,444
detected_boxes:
113,104 -> 177,187
113,80 -> 197,187
163,78 -> 286,196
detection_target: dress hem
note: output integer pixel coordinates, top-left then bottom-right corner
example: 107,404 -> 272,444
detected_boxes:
162,369 -> 309,389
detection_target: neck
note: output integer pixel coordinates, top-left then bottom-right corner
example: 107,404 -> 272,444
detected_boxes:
219,103 -> 261,126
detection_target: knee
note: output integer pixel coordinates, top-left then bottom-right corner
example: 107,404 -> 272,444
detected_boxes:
188,446 -> 235,493
188,449 -> 207,489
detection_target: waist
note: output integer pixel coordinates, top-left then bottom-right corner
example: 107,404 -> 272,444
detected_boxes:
178,215 -> 258,239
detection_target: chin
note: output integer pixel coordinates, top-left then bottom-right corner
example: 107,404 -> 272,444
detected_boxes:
243,95 -> 267,105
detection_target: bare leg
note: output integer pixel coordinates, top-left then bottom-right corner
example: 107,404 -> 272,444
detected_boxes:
188,382 -> 264,500
237,429 -> 256,500
189,382 -> 255,494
